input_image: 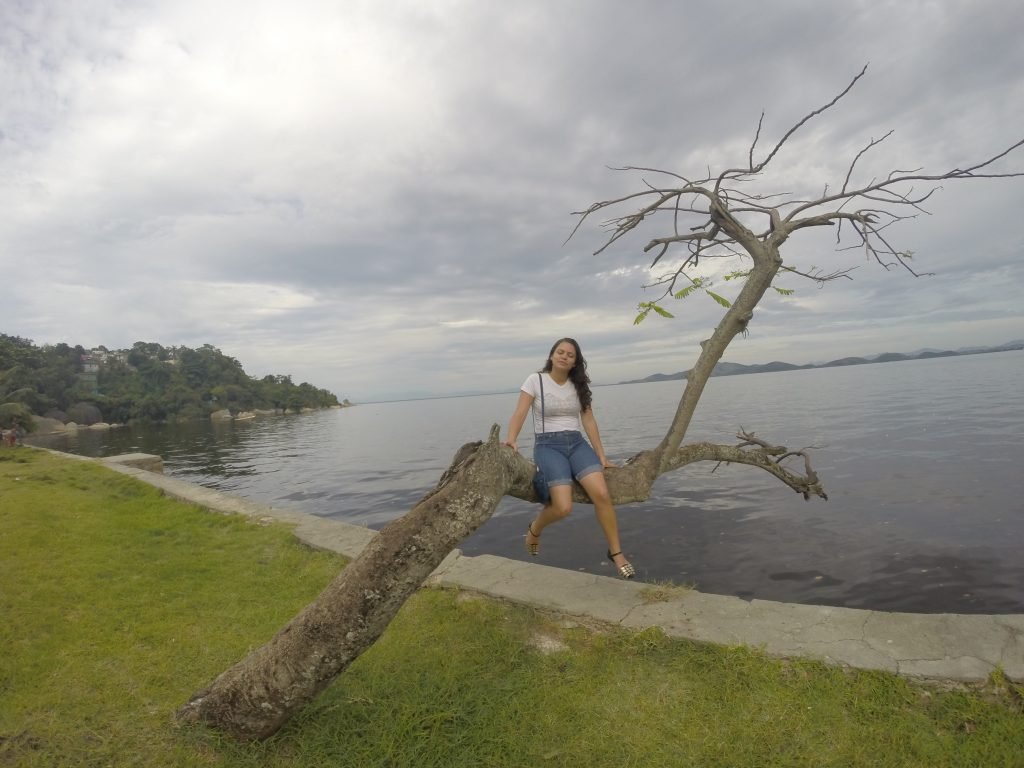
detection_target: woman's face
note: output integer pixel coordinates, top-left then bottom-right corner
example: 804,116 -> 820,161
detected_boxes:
550,342 -> 577,374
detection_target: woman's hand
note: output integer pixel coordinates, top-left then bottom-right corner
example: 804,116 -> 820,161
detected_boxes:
504,392 -> 534,454
601,457 -> 617,468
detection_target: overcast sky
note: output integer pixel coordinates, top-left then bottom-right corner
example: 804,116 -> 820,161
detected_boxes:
2,0 -> 1022,402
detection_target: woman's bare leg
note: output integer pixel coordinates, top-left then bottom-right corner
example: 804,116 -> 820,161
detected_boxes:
578,472 -> 632,571
526,485 -> 573,550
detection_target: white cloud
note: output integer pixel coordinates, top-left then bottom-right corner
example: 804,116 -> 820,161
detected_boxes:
1,0 -> 1022,401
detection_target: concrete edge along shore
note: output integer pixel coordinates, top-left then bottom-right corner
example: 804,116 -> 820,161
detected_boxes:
90,452 -> 1023,684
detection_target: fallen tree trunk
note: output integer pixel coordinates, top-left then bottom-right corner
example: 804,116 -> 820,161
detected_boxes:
177,422 -> 825,740
176,426 -> 533,740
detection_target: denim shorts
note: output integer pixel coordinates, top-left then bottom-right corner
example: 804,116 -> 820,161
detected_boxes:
533,430 -> 603,488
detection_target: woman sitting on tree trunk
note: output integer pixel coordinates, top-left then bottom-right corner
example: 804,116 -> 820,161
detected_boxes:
503,337 -> 635,579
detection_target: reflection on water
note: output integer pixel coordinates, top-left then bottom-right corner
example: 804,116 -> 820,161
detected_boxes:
30,351 -> 1024,614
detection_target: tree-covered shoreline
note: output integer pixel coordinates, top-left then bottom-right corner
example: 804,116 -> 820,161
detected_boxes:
0,334 -> 345,430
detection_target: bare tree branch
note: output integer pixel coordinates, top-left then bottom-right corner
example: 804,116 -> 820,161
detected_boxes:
780,264 -> 857,283
659,437 -> 827,501
568,64 -> 1021,480
842,130 -> 894,194
716,64 -> 870,192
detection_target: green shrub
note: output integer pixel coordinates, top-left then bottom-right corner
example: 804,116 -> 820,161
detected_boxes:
0,401 -> 34,431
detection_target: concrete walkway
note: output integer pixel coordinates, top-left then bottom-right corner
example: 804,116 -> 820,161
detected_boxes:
101,454 -> 1024,684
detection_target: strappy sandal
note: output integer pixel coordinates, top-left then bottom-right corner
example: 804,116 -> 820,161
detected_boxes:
525,523 -> 541,556
607,550 -> 636,579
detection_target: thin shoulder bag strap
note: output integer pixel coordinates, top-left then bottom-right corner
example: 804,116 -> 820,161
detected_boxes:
537,372 -> 545,434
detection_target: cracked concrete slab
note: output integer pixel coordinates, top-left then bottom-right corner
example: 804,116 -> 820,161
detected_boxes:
97,454 -> 1024,683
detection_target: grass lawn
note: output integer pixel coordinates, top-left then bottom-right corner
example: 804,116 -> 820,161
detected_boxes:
1,447 -> 1022,767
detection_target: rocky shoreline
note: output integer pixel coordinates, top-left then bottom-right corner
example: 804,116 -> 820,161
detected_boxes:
28,404 -> 351,437
28,416 -> 126,435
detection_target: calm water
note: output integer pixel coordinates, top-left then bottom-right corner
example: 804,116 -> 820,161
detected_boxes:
32,352 -> 1024,614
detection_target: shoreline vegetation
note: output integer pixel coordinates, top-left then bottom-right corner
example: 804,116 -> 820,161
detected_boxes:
0,335 -> 350,436
2,448 -> 1022,766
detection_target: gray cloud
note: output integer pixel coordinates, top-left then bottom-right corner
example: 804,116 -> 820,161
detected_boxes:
1,0 -> 1022,401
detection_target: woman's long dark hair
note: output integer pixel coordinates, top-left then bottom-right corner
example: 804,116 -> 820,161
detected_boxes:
541,337 -> 593,412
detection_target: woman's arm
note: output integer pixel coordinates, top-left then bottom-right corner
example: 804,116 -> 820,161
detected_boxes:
580,408 -> 615,467
503,391 -> 535,449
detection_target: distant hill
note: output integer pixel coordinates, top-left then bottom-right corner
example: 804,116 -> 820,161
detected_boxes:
618,341 -> 1023,385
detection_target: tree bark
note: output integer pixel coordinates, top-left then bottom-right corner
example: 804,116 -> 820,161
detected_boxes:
176,426 -> 533,740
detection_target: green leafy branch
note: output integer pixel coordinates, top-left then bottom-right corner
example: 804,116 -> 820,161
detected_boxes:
635,272 -> 794,324
634,301 -> 675,324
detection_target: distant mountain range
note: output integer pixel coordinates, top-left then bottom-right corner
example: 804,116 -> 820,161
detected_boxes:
618,340 -> 1024,385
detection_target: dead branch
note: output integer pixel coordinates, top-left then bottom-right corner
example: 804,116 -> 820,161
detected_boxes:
572,64 -> 1022,284
562,67 -> 1020,492
659,437 -> 827,501
842,131 -> 894,194
716,64 -> 869,191
779,264 -> 857,284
